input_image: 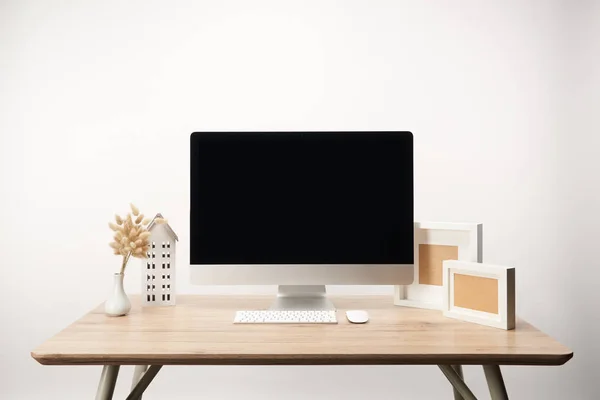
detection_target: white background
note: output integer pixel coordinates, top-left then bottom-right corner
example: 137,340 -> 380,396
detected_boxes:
1,0 -> 598,398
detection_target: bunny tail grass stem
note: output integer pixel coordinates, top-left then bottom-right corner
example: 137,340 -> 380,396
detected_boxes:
120,252 -> 132,275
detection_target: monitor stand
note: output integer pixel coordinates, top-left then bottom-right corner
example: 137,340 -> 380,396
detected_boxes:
268,285 -> 336,311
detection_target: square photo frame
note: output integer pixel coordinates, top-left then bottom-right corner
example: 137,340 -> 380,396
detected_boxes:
394,222 -> 482,310
443,260 -> 515,330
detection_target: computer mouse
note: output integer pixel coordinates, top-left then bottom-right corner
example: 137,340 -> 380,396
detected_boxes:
346,310 -> 369,324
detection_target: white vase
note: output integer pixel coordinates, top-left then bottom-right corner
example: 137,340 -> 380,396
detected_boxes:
104,273 -> 131,317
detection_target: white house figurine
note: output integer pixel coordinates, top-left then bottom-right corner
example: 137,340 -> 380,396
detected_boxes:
142,213 -> 178,306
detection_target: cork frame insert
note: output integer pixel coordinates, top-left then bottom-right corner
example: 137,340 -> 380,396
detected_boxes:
419,244 -> 459,286
453,274 -> 499,314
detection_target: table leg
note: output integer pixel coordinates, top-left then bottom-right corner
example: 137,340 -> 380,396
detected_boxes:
125,365 -> 162,400
438,365 -> 477,400
95,365 -> 120,400
130,366 -> 148,400
483,365 -> 509,400
452,365 -> 464,400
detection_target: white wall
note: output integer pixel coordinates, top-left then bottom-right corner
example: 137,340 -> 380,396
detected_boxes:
1,0 -> 598,398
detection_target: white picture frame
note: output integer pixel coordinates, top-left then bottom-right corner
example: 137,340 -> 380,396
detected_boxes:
394,222 -> 482,310
442,260 -> 515,330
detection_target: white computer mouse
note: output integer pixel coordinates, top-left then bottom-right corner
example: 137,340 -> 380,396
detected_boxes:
346,310 -> 369,324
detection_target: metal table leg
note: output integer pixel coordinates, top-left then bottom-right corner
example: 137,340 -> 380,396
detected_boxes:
95,365 -> 120,400
483,365 -> 509,400
452,365 -> 465,400
438,365 -> 478,400
130,366 -> 148,400
125,365 -> 162,400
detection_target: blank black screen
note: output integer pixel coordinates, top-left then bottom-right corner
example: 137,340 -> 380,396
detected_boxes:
190,132 -> 413,265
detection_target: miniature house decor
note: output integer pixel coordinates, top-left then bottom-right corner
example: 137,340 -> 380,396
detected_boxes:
394,222 -> 483,310
141,213 -> 178,307
442,260 -> 515,330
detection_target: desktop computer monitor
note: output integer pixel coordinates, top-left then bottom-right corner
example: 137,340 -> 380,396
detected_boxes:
190,131 -> 414,310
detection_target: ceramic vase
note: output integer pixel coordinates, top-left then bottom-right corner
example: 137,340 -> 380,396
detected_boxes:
104,273 -> 131,316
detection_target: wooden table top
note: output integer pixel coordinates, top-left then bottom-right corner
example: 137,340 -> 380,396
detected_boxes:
31,295 -> 573,366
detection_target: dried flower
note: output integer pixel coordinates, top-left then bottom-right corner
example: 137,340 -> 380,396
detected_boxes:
109,204 -> 163,275
139,231 -> 151,240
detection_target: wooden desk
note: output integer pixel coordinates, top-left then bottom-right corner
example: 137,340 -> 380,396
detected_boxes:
32,295 -> 572,400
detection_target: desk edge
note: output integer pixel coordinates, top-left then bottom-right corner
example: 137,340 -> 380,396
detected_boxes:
31,351 -> 574,367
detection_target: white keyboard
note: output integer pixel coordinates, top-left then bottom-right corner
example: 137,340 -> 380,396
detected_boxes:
234,310 -> 338,324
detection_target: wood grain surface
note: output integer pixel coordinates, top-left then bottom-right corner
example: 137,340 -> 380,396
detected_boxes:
31,295 -> 572,366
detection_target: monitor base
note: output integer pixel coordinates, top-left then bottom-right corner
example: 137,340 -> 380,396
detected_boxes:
268,285 -> 336,311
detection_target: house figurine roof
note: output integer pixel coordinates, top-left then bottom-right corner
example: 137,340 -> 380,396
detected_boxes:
147,213 -> 179,241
